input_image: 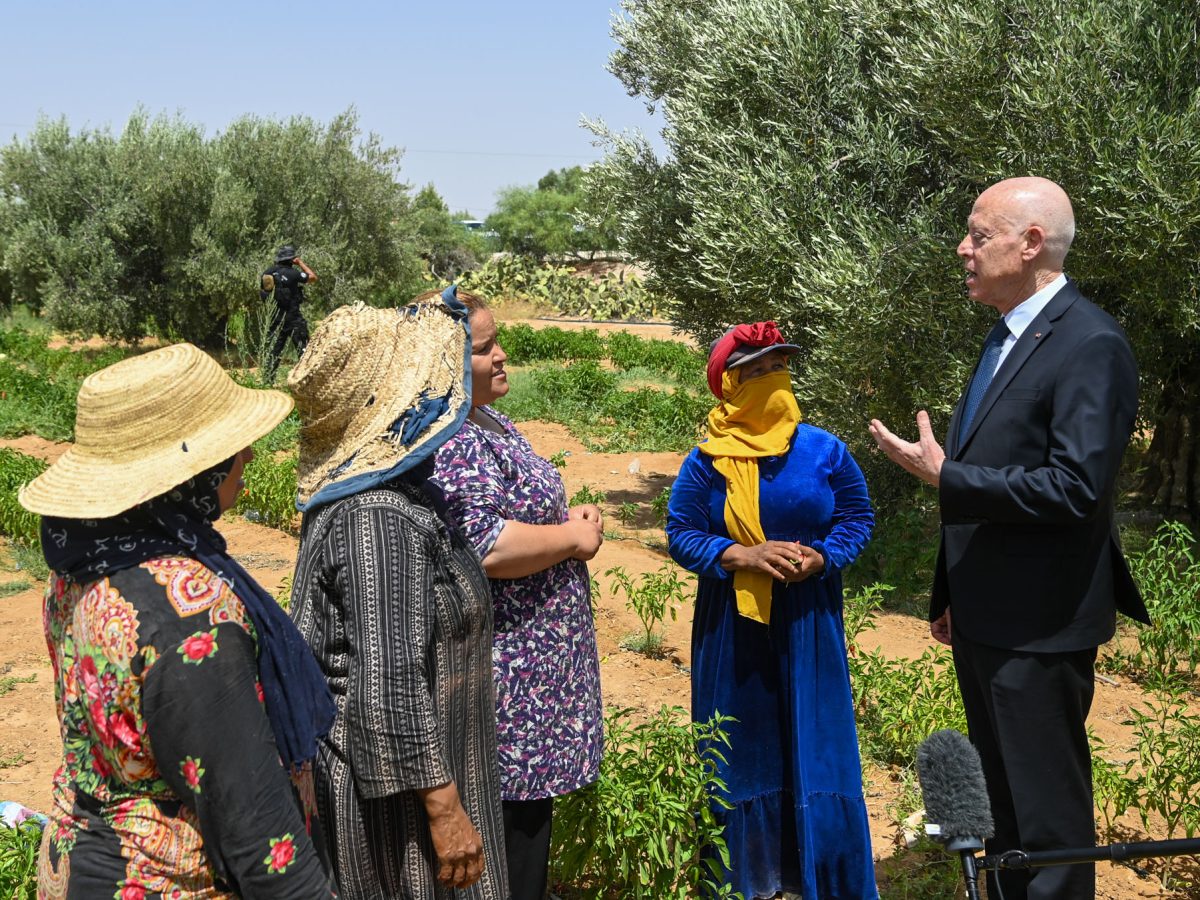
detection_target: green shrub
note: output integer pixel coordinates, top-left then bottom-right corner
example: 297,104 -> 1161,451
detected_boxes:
0,450 -> 47,547
498,360 -> 619,424
569,484 -> 607,507
845,584 -> 966,768
1125,689 -> 1200,891
606,331 -> 705,383
0,823 -> 40,900
233,449 -> 299,533
496,360 -> 709,453
551,706 -> 739,899
849,491 -> 940,614
253,411 -> 300,455
1091,684 -> 1200,892
495,323 -> 606,364
650,486 -> 672,526
0,324 -> 134,441
0,359 -> 77,441
1091,731 -> 1139,842
1105,520 -> 1200,688
606,563 -> 687,657
598,385 -> 710,453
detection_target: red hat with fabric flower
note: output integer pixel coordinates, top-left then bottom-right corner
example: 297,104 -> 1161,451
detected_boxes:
706,322 -> 800,397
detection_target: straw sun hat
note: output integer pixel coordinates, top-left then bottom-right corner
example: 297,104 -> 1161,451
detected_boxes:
19,343 -> 293,519
288,298 -> 471,511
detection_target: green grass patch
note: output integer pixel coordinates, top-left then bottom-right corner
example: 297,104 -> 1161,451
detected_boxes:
0,580 -> 32,598
0,324 -> 136,441
496,360 -> 709,452
0,450 -> 46,548
0,673 -> 36,698
605,331 -> 705,384
9,543 -> 48,583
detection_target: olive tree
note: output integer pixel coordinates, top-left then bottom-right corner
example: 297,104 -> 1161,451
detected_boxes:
587,0 -> 1200,518
0,107 -> 425,345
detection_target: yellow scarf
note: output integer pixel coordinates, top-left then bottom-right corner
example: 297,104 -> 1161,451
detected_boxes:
699,369 -> 802,624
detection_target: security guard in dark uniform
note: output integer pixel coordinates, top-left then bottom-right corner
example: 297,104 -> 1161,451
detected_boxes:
260,245 -> 317,381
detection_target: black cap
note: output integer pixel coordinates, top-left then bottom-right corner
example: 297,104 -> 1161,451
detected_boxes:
708,328 -> 801,369
275,245 -> 297,263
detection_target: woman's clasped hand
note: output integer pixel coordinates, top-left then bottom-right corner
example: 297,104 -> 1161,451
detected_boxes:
720,538 -> 826,582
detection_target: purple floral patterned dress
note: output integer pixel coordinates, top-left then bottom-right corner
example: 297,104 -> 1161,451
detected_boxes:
433,406 -> 602,801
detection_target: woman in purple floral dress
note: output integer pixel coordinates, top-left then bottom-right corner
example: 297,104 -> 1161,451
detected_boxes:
431,287 -> 604,900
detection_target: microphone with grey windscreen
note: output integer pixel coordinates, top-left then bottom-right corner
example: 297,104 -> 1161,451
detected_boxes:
916,729 -> 994,900
917,728 -> 1200,892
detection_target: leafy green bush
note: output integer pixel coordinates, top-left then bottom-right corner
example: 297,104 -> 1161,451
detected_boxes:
1091,684 -> 1200,892
0,359 -> 78,441
0,324 -> 133,441
605,331 -> 704,384
650,486 -> 672,526
0,823 -> 40,900
849,492 -> 941,614
598,384 -> 710,452
569,484 -> 607,507
498,360 -> 619,425
1105,520 -> 1200,688
1124,689 -> 1200,891
0,450 -> 46,547
233,449 -> 299,533
845,584 -> 966,768
495,323 -> 606,364
253,411 -> 300,455
1090,732 -> 1139,842
2,109 -> 428,345
606,563 -> 686,656
551,706 -> 739,899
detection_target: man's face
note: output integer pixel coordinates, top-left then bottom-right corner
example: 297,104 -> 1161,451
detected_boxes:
956,191 -> 1031,312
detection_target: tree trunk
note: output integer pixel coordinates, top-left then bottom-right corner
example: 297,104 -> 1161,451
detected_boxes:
1139,362 -> 1199,522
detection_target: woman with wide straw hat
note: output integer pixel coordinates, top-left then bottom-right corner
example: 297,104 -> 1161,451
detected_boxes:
287,295 -> 508,899
666,322 -> 877,899
20,343 -> 337,898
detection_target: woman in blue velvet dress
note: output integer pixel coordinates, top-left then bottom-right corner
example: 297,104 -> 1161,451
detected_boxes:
667,322 -> 877,899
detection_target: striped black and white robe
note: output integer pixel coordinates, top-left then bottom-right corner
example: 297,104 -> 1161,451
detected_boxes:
291,481 -> 508,900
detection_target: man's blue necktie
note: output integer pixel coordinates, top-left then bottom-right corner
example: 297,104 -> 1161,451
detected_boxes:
958,318 -> 1009,443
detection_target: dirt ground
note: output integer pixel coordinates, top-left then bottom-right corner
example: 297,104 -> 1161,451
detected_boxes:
0,326 -> 1194,897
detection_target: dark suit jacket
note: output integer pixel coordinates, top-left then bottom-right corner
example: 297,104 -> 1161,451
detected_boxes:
932,279 -> 1149,652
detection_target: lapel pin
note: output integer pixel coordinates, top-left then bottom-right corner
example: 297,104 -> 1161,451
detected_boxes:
1034,332 -> 1042,339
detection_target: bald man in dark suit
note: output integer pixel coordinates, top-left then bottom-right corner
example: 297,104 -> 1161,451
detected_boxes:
870,177 -> 1149,899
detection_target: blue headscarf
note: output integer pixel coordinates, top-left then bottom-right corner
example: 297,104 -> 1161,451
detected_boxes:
40,458 -> 336,771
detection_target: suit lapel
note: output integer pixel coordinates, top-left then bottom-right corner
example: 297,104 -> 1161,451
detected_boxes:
954,281 -> 1080,457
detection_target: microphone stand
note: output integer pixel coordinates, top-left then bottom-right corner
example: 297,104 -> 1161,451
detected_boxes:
947,837 -> 984,900
979,836 -> 1200,873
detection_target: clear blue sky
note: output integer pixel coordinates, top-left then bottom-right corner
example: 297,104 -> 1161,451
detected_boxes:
0,0 -> 665,217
